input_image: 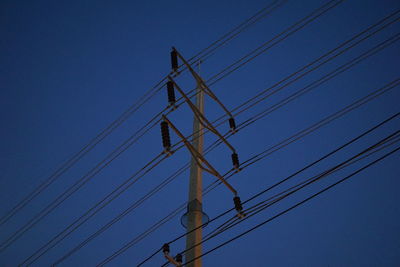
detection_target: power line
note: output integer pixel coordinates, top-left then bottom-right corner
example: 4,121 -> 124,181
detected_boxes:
0,0 -> 291,252
203,133 -> 400,242
109,70 -> 399,266
130,78 -> 400,266
203,78 -> 399,195
9,0 -> 350,258
182,146 -> 400,266
172,0 -> 346,112
172,9 -> 400,148
137,112 -> 399,266
235,31 -> 400,125
51,35 -> 398,266
135,75 -> 399,265
206,0 -> 345,85
173,132 -> 400,266
0,77 -> 166,227
14,2 -> 398,262
150,129 -> 400,266
191,0 -> 288,63
172,112 -> 400,247
0,0 -> 285,229
0,151 -> 166,252
231,18 -> 400,119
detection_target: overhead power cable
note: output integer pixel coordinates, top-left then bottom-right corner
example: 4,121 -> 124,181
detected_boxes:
50,34 -> 399,266
173,0 -> 346,110
206,0 -> 345,85
0,0 -> 291,252
124,78 -> 400,266
168,112 -> 400,247
0,151 -> 167,252
6,0 -> 347,256
203,77 -> 399,195
165,133 -> 399,267
0,0 -> 286,228
172,9 -> 400,148
201,132 -> 400,245
230,16 -> 400,118
190,0 -> 288,63
0,77 -> 166,227
14,2 -> 396,262
182,146 -> 400,266
100,44 -> 398,264
143,124 -> 400,267
136,112 -> 399,266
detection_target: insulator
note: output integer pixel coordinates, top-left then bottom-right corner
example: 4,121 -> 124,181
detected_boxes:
162,243 -> 170,254
233,196 -> 243,212
229,118 -> 236,132
167,81 -> 176,104
231,153 -> 240,169
161,121 -> 171,149
175,253 -> 183,263
170,48 -> 178,72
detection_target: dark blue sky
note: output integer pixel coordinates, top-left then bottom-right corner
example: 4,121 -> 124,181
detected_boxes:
1,0 -> 399,266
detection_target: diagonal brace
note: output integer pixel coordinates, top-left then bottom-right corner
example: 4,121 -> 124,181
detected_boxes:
168,76 -> 236,153
162,115 -> 238,196
172,47 -> 234,119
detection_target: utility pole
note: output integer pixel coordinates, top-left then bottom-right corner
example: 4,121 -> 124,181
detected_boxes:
161,48 -> 244,266
185,63 -> 204,267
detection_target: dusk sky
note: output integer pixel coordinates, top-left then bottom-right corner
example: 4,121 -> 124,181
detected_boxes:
1,0 -> 399,266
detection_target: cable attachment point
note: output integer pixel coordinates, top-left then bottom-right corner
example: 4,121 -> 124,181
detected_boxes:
229,117 -> 237,133
233,196 -> 245,218
170,47 -> 179,73
167,80 -> 176,108
162,243 -> 182,266
162,243 -> 170,255
161,121 -> 172,155
175,254 -> 183,265
231,152 -> 240,171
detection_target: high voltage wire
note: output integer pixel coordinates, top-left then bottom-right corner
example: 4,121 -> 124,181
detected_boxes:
0,0 -> 290,252
202,133 -> 400,244
84,45 -> 400,266
0,0 -> 285,228
173,0 -> 346,111
184,29 -> 400,159
142,126 -> 400,266
235,32 -> 400,126
10,1 -> 396,264
112,78 -> 399,266
22,20 -> 398,265
191,0 -> 288,63
133,112 -> 399,267
2,0 -> 340,253
169,9 -> 400,149
4,1 -> 396,266
231,18 -> 400,119
206,0 -> 345,85
181,146 -> 400,266
0,76 -> 166,228
53,24 -> 400,264
169,112 -> 400,247
167,132 -> 400,266
205,78 -> 399,194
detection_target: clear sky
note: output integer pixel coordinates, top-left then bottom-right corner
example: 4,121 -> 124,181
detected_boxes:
1,0 -> 399,266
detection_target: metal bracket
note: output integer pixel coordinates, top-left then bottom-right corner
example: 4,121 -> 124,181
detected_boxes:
168,76 -> 236,153
172,47 -> 235,121
162,115 -> 238,195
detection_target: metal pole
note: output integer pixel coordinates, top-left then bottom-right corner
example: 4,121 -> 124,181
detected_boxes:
185,63 -> 204,267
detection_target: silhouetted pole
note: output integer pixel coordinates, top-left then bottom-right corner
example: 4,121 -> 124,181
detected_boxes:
185,68 -> 204,267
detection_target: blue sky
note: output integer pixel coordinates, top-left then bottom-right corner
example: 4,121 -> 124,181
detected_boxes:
1,0 -> 399,266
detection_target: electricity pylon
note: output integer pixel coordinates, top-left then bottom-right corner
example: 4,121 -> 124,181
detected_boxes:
160,48 -> 244,266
